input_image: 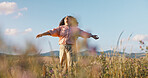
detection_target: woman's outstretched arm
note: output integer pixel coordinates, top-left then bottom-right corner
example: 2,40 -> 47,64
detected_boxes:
36,26 -> 61,38
78,29 -> 99,40
36,31 -> 51,38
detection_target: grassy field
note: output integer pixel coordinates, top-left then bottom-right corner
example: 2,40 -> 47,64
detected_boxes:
0,53 -> 148,78
0,32 -> 148,78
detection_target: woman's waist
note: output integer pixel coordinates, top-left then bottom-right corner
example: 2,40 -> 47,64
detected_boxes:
59,38 -> 77,45
59,42 -> 75,45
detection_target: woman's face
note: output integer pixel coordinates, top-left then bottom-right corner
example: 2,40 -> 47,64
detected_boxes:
64,16 -> 71,26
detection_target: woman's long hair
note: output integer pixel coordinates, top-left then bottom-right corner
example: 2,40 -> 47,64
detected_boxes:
59,16 -> 78,26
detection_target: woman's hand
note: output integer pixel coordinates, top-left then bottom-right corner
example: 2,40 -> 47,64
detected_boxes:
36,34 -> 42,38
92,35 -> 99,40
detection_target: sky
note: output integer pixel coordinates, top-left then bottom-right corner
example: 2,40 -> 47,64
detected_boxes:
0,0 -> 148,53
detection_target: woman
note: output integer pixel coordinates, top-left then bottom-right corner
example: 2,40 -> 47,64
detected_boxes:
36,16 -> 99,72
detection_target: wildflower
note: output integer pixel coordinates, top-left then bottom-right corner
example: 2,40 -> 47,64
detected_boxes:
89,46 -> 97,56
146,46 -> 148,50
49,70 -> 54,73
107,65 -> 109,68
140,46 -> 142,48
139,40 -> 144,44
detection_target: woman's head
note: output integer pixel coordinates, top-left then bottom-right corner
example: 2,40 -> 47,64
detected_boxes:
59,16 -> 78,27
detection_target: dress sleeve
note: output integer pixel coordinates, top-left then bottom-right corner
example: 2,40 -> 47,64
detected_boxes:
48,26 -> 61,37
78,28 -> 92,38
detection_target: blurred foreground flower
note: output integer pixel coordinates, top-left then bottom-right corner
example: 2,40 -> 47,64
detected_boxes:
139,40 -> 148,52
139,40 -> 144,44
146,46 -> 148,50
89,46 -> 97,56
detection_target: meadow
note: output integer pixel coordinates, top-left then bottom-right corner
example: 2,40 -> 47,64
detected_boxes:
0,33 -> 148,78
0,52 -> 148,78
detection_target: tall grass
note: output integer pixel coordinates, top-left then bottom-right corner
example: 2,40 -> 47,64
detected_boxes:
0,31 -> 148,78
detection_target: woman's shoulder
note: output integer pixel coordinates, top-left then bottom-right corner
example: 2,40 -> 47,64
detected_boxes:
58,25 -> 67,30
59,25 -> 65,28
56,25 -> 63,29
